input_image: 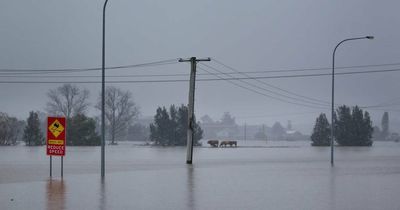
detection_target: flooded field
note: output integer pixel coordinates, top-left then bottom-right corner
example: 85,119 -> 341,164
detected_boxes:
1,140 -> 400,210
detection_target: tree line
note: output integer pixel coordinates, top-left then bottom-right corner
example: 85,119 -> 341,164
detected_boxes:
0,84 -> 141,146
1,84 -> 394,147
149,104 -> 203,146
0,112 -> 23,145
311,105 -> 373,146
0,84 -> 203,147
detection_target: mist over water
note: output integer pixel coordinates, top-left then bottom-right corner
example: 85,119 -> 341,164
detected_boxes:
1,141 -> 400,210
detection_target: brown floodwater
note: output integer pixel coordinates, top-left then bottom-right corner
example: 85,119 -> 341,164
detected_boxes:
1,141 -> 400,210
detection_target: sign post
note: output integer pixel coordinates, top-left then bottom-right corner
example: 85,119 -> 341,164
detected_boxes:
47,117 -> 66,178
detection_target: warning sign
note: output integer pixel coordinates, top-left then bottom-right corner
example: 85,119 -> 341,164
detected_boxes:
47,117 -> 66,156
48,119 -> 64,138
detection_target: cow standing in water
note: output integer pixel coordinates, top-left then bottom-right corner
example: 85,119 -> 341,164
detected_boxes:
207,140 -> 219,147
219,140 -> 237,147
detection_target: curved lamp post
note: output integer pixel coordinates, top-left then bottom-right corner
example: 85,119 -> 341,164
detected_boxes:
331,36 -> 374,166
101,0 -> 109,178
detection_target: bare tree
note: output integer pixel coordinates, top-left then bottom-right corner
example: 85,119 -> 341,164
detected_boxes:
97,86 -> 139,144
46,84 -> 90,118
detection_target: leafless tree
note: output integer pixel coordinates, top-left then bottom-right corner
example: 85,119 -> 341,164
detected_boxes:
46,84 -> 90,118
97,86 -> 139,144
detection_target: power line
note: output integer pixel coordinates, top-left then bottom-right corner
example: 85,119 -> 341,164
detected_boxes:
195,67 -> 400,80
238,62 -> 400,74
1,67 -> 400,83
200,63 -> 329,107
197,66 -> 329,110
3,63 -> 400,79
1,59 -> 400,76
2,59 -> 400,73
211,58 -> 331,105
0,80 -> 188,84
1,62 -> 399,111
203,60 -> 400,109
0,59 -> 178,73
0,72 -> 189,78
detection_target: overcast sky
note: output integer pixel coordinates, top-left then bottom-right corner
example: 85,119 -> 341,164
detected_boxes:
1,0 -> 400,134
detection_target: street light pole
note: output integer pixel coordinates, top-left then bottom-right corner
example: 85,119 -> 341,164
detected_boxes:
101,0 -> 109,178
331,36 -> 374,166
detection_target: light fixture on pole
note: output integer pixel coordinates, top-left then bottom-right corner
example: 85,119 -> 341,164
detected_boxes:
331,36 -> 374,166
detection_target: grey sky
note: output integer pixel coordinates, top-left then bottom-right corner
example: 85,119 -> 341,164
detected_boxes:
1,0 -> 400,134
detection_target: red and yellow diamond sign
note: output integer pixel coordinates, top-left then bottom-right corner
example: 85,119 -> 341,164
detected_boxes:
48,119 -> 64,138
47,117 -> 66,156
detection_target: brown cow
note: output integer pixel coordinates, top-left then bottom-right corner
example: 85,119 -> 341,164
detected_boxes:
219,140 -> 237,147
207,140 -> 219,147
228,141 -> 237,147
219,141 -> 229,147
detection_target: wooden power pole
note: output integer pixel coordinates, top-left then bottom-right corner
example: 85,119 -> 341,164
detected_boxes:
179,57 -> 211,164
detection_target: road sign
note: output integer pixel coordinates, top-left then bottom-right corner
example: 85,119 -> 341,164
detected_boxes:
47,117 -> 66,156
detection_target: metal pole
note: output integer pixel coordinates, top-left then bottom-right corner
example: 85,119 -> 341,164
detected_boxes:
61,156 -> 63,178
101,0 -> 109,178
331,36 -> 374,166
179,57 -> 211,164
331,46 -> 336,166
50,156 -> 52,177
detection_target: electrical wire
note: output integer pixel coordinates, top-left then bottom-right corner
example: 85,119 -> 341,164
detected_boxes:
1,58 -> 399,112
0,72 -> 189,78
1,67 -> 400,83
1,59 -> 400,76
197,66 -> 329,110
200,62 -> 400,110
200,63 -> 329,107
211,58 -> 331,105
237,62 -> 400,74
1,59 -> 400,73
0,59 -> 178,73
2,63 -> 400,79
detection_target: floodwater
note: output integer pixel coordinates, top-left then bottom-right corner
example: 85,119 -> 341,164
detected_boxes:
1,140 -> 400,210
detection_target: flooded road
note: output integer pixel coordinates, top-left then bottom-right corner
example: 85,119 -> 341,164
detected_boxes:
1,141 -> 400,210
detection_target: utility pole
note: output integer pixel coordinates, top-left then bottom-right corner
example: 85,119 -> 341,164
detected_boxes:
179,57 -> 211,164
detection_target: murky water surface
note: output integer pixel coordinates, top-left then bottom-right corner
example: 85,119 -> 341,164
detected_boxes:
1,141 -> 400,210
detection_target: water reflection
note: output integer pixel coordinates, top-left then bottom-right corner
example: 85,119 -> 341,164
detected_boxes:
99,178 -> 107,210
46,179 -> 66,210
329,167 -> 337,210
186,165 -> 196,210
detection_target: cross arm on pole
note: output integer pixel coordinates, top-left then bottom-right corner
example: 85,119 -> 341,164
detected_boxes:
179,57 -> 211,62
